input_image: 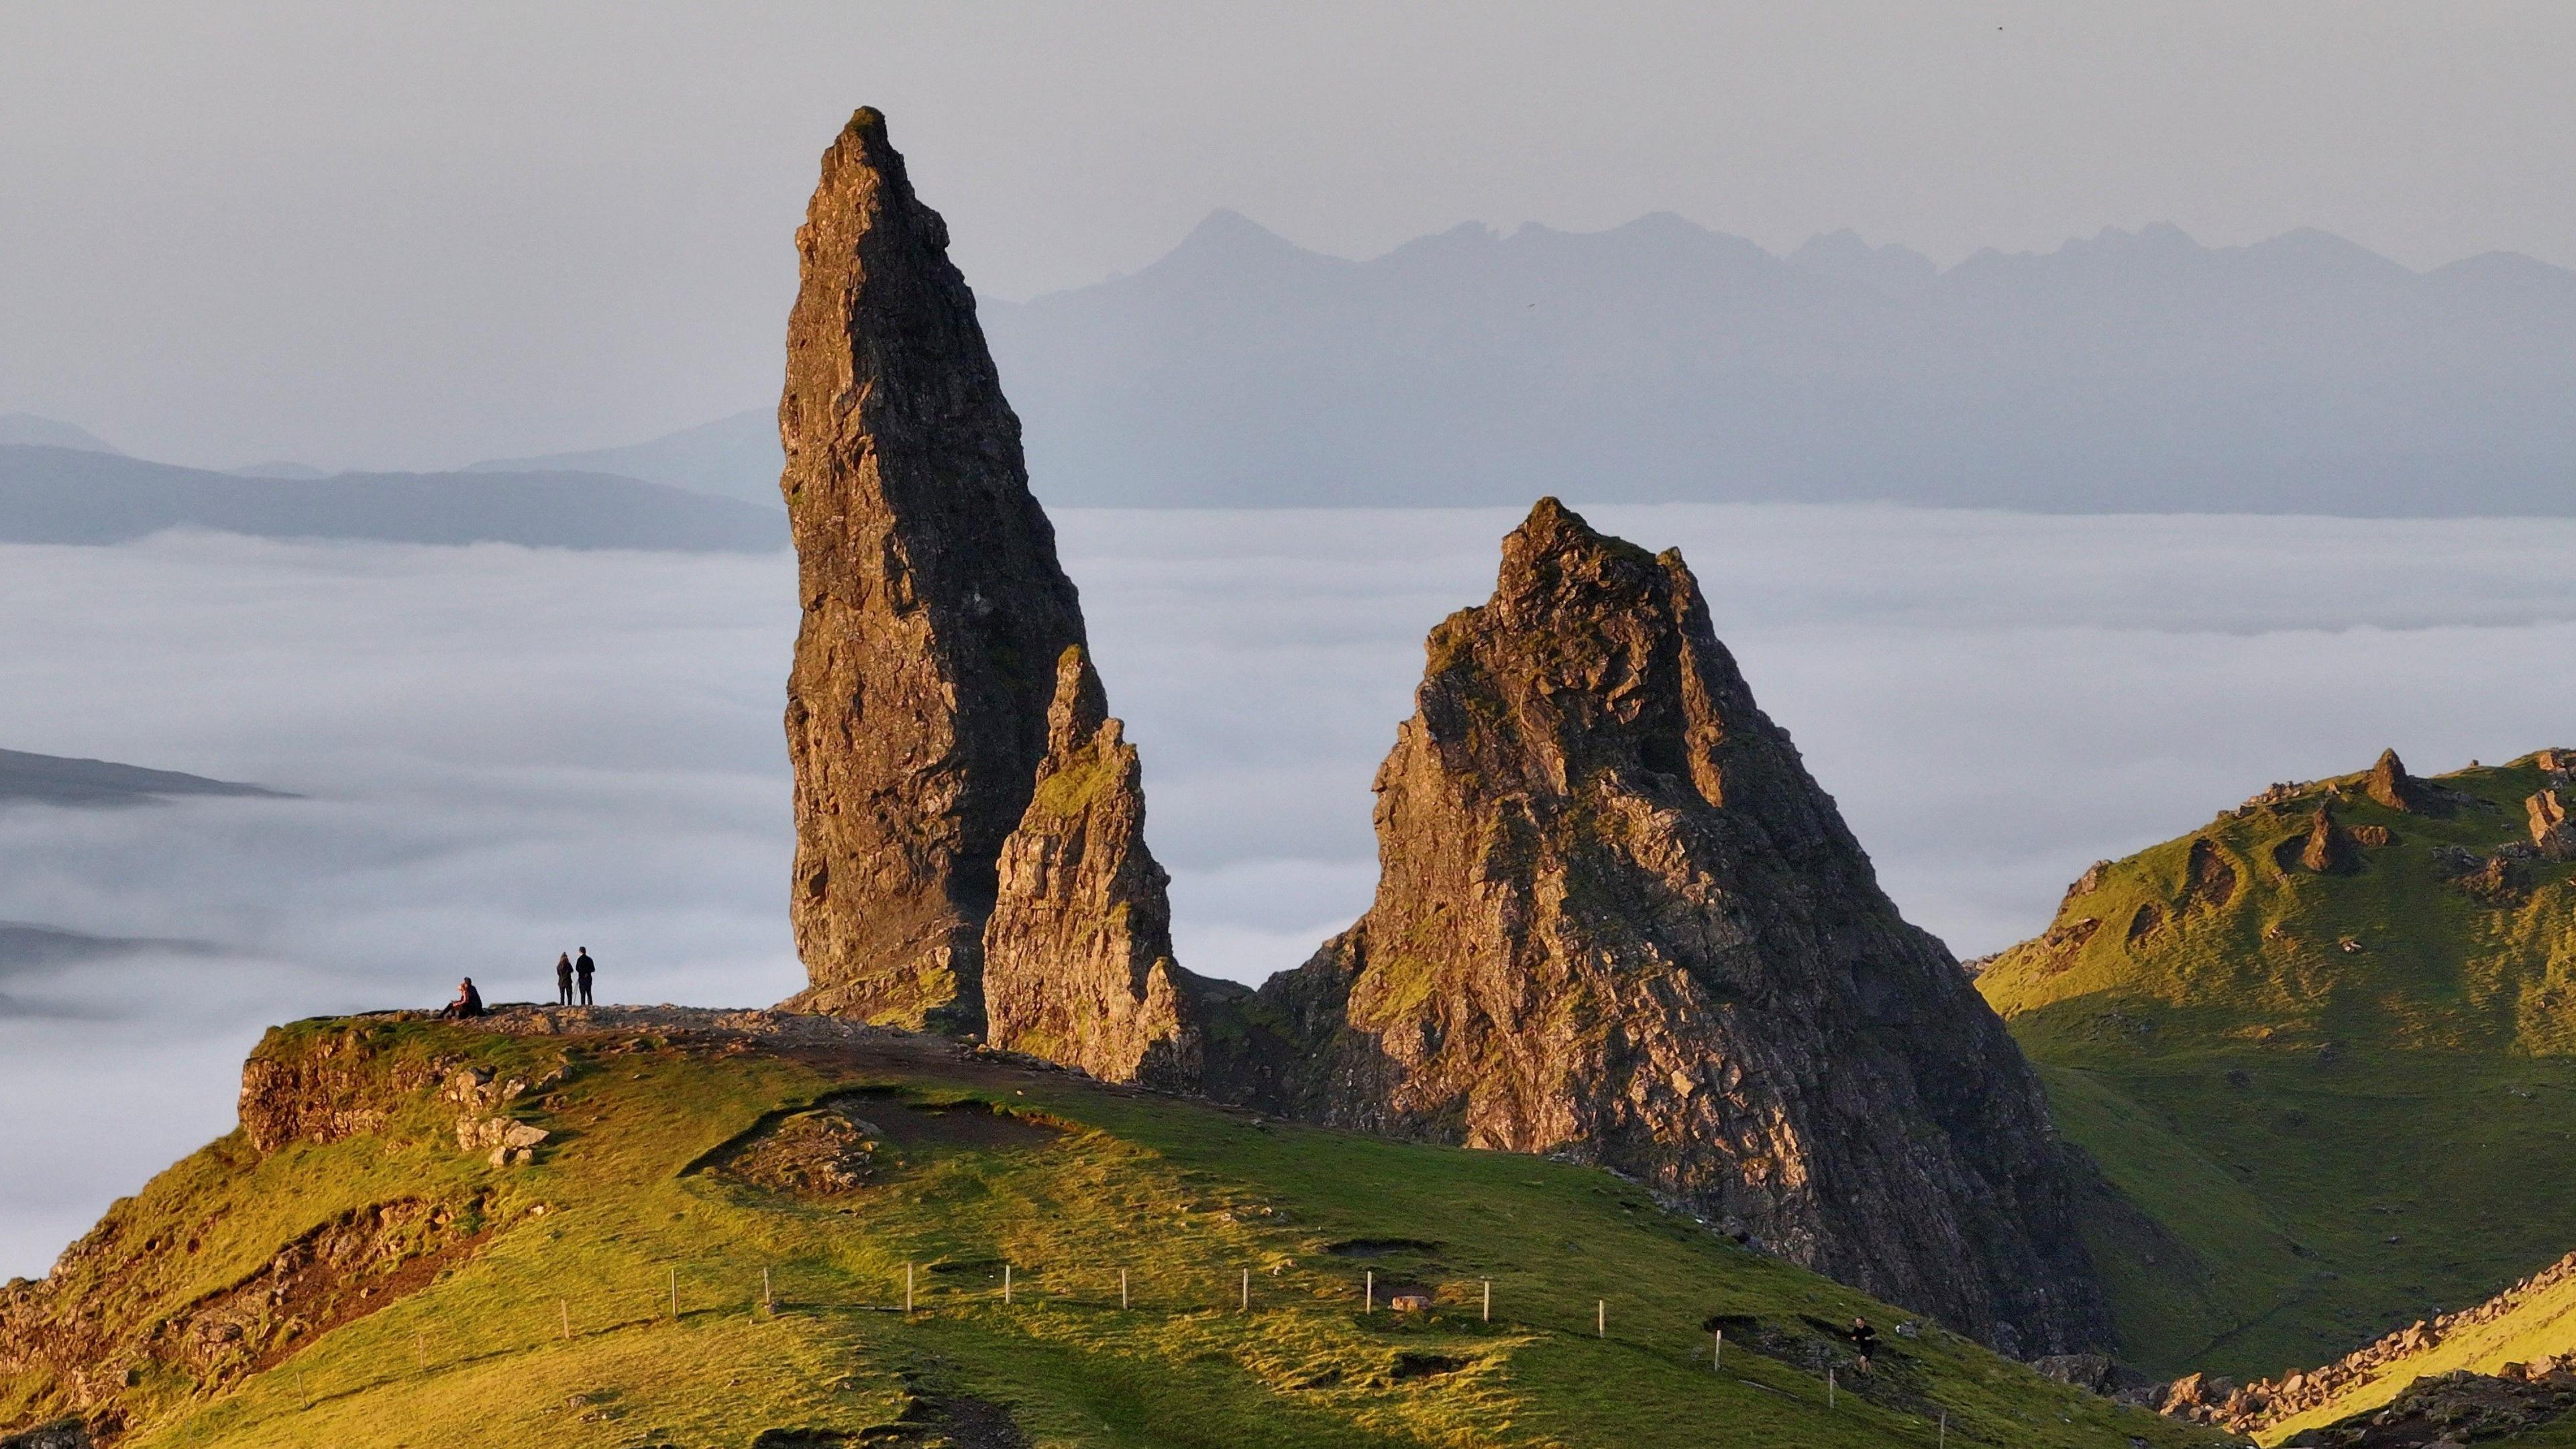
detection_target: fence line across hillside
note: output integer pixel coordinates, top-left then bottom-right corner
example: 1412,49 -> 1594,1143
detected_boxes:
360,1255 -> 1992,1448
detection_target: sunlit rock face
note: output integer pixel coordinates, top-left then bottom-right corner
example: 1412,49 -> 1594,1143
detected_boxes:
776,108 -> 1087,1031
981,646 -> 1234,1088
1236,498 -> 2108,1354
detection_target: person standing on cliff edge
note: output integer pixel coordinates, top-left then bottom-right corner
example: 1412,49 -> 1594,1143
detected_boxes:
554,952 -> 574,1006
576,947 -> 595,1006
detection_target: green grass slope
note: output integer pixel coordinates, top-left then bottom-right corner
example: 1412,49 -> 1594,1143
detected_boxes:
1,1009 -> 2214,1449
2253,1249 -> 2576,1444
1976,751 -> 2576,1382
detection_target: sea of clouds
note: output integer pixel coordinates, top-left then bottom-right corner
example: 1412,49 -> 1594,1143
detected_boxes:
4,503 -> 2574,1277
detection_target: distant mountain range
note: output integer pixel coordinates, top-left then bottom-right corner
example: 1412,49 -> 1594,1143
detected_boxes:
983,212 -> 2576,512
0,444 -> 785,551
476,214 -> 2576,515
468,411 -> 785,510
28,215 -> 2576,516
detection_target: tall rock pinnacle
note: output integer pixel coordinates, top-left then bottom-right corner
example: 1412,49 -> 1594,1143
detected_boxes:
1242,499 -> 2106,1352
777,108 -> 1087,1029
981,646 -> 1226,1087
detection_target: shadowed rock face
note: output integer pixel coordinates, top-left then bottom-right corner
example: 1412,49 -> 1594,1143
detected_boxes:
1227,498 -> 2106,1354
981,647 -> 1236,1087
777,108 -> 1087,1030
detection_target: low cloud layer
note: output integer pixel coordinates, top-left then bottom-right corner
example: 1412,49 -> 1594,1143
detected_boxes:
3,505 -> 2573,1276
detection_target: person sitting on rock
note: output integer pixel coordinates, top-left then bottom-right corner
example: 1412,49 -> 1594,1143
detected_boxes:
1847,1316 -> 1878,1374
439,976 -> 486,1020
554,951 -> 574,1006
575,947 -> 595,1006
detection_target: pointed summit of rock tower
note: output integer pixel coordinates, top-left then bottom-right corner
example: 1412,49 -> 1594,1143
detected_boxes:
777,108 -> 1088,1030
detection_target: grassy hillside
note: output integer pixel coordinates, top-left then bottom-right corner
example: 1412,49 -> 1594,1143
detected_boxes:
1,1008 -> 2212,1449
1976,751 -> 2576,1382
2251,1248 -> 2576,1444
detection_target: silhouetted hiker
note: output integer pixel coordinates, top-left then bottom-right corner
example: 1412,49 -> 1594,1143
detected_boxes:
1848,1316 -> 1878,1374
439,976 -> 485,1020
555,952 -> 574,1006
575,948 -> 595,1006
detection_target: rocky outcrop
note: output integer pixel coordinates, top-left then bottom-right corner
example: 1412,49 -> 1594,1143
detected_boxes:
777,107 -> 1087,1030
2292,800 -> 2357,874
2366,749 -> 2426,812
980,647 -> 1236,1087
2169,1248 -> 2576,1439
2528,790 -> 2575,861
1223,499 -> 2106,1354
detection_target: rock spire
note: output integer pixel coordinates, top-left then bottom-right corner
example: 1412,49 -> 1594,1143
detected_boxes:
1234,498 -> 2107,1353
777,107 -> 1087,1029
981,647 -> 1233,1087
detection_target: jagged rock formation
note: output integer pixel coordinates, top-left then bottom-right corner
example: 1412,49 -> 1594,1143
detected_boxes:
981,647 -> 1235,1087
2365,749 -> 2425,812
2529,789 -> 2576,861
777,107 -> 1087,1030
2293,800 -> 2357,873
1226,498 -> 2106,1354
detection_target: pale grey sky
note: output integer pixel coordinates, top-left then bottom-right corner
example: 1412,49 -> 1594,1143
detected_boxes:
4,1 -> 2571,470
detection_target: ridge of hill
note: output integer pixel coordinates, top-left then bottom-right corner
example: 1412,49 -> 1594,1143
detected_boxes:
468,413 -> 786,512
0,445 -> 784,552
0,415 -> 121,455
0,749 -> 288,808
1975,750 -> 2576,1380
0,1009 -> 2217,1449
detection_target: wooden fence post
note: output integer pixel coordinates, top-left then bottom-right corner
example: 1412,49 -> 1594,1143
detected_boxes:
1482,1279 -> 1491,1324
1365,1270 -> 1374,1313
906,1263 -> 915,1315
1120,1267 -> 1129,1309
1240,1268 -> 1249,1312
1004,1263 -> 1013,1305
1713,1326 -> 1722,1371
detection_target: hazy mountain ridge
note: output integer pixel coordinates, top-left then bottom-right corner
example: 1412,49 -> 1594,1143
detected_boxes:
492,213 -> 2576,515
0,445 -> 784,551
466,411 -> 786,510
977,211 -> 2576,512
